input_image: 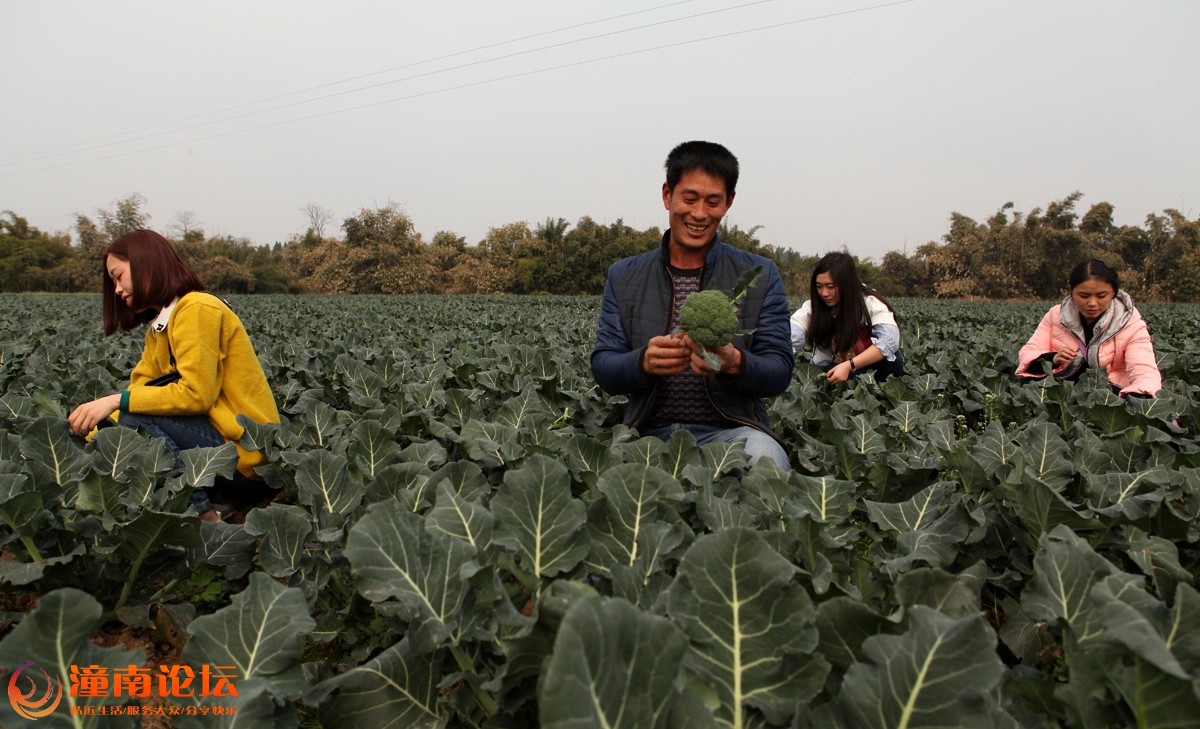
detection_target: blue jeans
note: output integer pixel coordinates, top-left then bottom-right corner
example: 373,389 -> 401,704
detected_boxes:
119,412 -> 223,513
640,423 -> 790,471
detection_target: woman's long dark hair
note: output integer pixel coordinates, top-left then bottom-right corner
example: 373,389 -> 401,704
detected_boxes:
807,252 -> 891,355
1068,258 -> 1120,293
102,229 -> 205,335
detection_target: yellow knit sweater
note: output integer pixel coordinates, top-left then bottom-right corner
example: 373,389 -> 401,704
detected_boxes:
122,292 -> 280,478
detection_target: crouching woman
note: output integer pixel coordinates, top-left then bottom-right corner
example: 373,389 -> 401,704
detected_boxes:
68,229 -> 280,520
1016,258 -> 1160,397
790,252 -> 904,384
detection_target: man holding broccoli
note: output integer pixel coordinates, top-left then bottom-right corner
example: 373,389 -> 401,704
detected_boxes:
591,141 -> 794,469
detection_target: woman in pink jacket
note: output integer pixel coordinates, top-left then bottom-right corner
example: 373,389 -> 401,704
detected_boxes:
1016,258 -> 1161,397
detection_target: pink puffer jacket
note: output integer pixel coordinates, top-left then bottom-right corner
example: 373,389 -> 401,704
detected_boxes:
1016,299 -> 1161,397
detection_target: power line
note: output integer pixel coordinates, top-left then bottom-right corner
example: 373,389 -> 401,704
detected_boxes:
1,0 -> 920,179
2,0 -> 786,169
0,0 -> 700,165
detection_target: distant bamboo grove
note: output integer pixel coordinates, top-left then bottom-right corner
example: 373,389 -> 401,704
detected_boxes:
3,192 -> 1198,301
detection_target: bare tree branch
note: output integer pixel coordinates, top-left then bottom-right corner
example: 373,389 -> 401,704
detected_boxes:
300,203 -> 334,238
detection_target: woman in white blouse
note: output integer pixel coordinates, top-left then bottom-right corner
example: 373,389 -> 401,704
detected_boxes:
790,252 -> 904,384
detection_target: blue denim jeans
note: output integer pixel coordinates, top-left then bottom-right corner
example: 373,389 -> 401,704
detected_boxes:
640,423 -> 790,471
118,412 -> 223,513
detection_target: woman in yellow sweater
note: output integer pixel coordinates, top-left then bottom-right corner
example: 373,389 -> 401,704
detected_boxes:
68,229 -> 280,521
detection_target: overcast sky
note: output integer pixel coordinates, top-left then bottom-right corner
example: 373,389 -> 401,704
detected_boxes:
2,0 -> 1197,259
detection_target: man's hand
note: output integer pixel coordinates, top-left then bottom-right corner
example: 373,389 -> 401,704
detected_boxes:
642,335 -> 692,377
680,335 -> 743,377
68,394 -> 121,436
1053,345 -> 1078,368
825,361 -> 853,385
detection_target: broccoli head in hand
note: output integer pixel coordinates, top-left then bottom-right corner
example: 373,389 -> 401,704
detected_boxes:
678,289 -> 739,348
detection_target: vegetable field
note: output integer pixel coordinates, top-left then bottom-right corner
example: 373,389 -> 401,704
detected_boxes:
2,294 -> 1199,729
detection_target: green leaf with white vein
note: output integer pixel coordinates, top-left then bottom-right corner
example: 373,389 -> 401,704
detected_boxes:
424,482 -> 492,551
667,527 -> 830,728
791,473 -> 858,523
888,401 -> 937,435
1016,420 -> 1074,489
1021,525 -> 1118,647
1090,579 -> 1188,679
586,464 -> 682,572
816,597 -> 903,671
460,418 -> 521,466
400,440 -> 448,469
879,504 -> 971,577
88,425 -> 147,481
424,459 -> 490,502
302,637 -> 446,729
616,436 -> 668,466
994,455 -> 1099,537
297,399 -> 341,447
700,439 -> 749,475
970,420 -> 1017,476
1084,467 -> 1171,520
838,606 -> 1005,729
1000,597 -> 1059,668
20,415 -> 90,485
74,469 -> 124,515
183,571 -> 315,701
612,521 -> 688,610
294,449 -> 365,515
566,433 -> 621,477
844,413 -> 886,456
1126,526 -> 1193,602
736,457 -> 794,525
348,419 -> 401,477
195,520 -> 258,580
366,461 -> 432,505
0,463 -> 29,500
539,595 -> 691,729
0,485 -> 41,537
864,482 -> 948,533
0,587 -> 146,728
116,509 -> 201,569
181,441 -> 239,489
492,453 -> 589,578
695,482 -> 756,532
346,500 -> 480,652
493,386 -> 546,429
244,503 -> 313,578
1104,657 -> 1200,729
895,567 -> 980,618
659,428 -> 701,478
1160,583 -> 1200,674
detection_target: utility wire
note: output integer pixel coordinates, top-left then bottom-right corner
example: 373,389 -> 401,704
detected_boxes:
2,0 -> 785,168
1,0 -> 699,165
1,0 -> 919,179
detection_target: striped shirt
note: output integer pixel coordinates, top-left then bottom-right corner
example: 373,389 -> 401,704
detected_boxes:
647,266 -> 725,427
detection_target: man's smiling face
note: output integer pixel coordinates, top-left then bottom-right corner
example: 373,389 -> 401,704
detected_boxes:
662,168 -> 734,255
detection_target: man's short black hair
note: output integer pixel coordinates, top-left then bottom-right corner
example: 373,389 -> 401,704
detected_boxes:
664,141 -> 739,196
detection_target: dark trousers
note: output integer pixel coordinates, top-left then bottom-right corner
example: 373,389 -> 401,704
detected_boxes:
118,412 -> 223,513
823,353 -> 906,382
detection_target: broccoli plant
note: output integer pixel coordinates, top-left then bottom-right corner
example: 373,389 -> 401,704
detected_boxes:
675,265 -> 763,372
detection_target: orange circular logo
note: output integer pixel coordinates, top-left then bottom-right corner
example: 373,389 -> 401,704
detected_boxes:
8,660 -> 63,720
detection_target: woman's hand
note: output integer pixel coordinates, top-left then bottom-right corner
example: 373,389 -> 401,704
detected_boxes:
1052,345 -> 1078,368
68,394 -> 121,436
826,361 -> 854,384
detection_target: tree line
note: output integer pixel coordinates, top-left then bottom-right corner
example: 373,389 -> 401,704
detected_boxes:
3,193 -> 1198,301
